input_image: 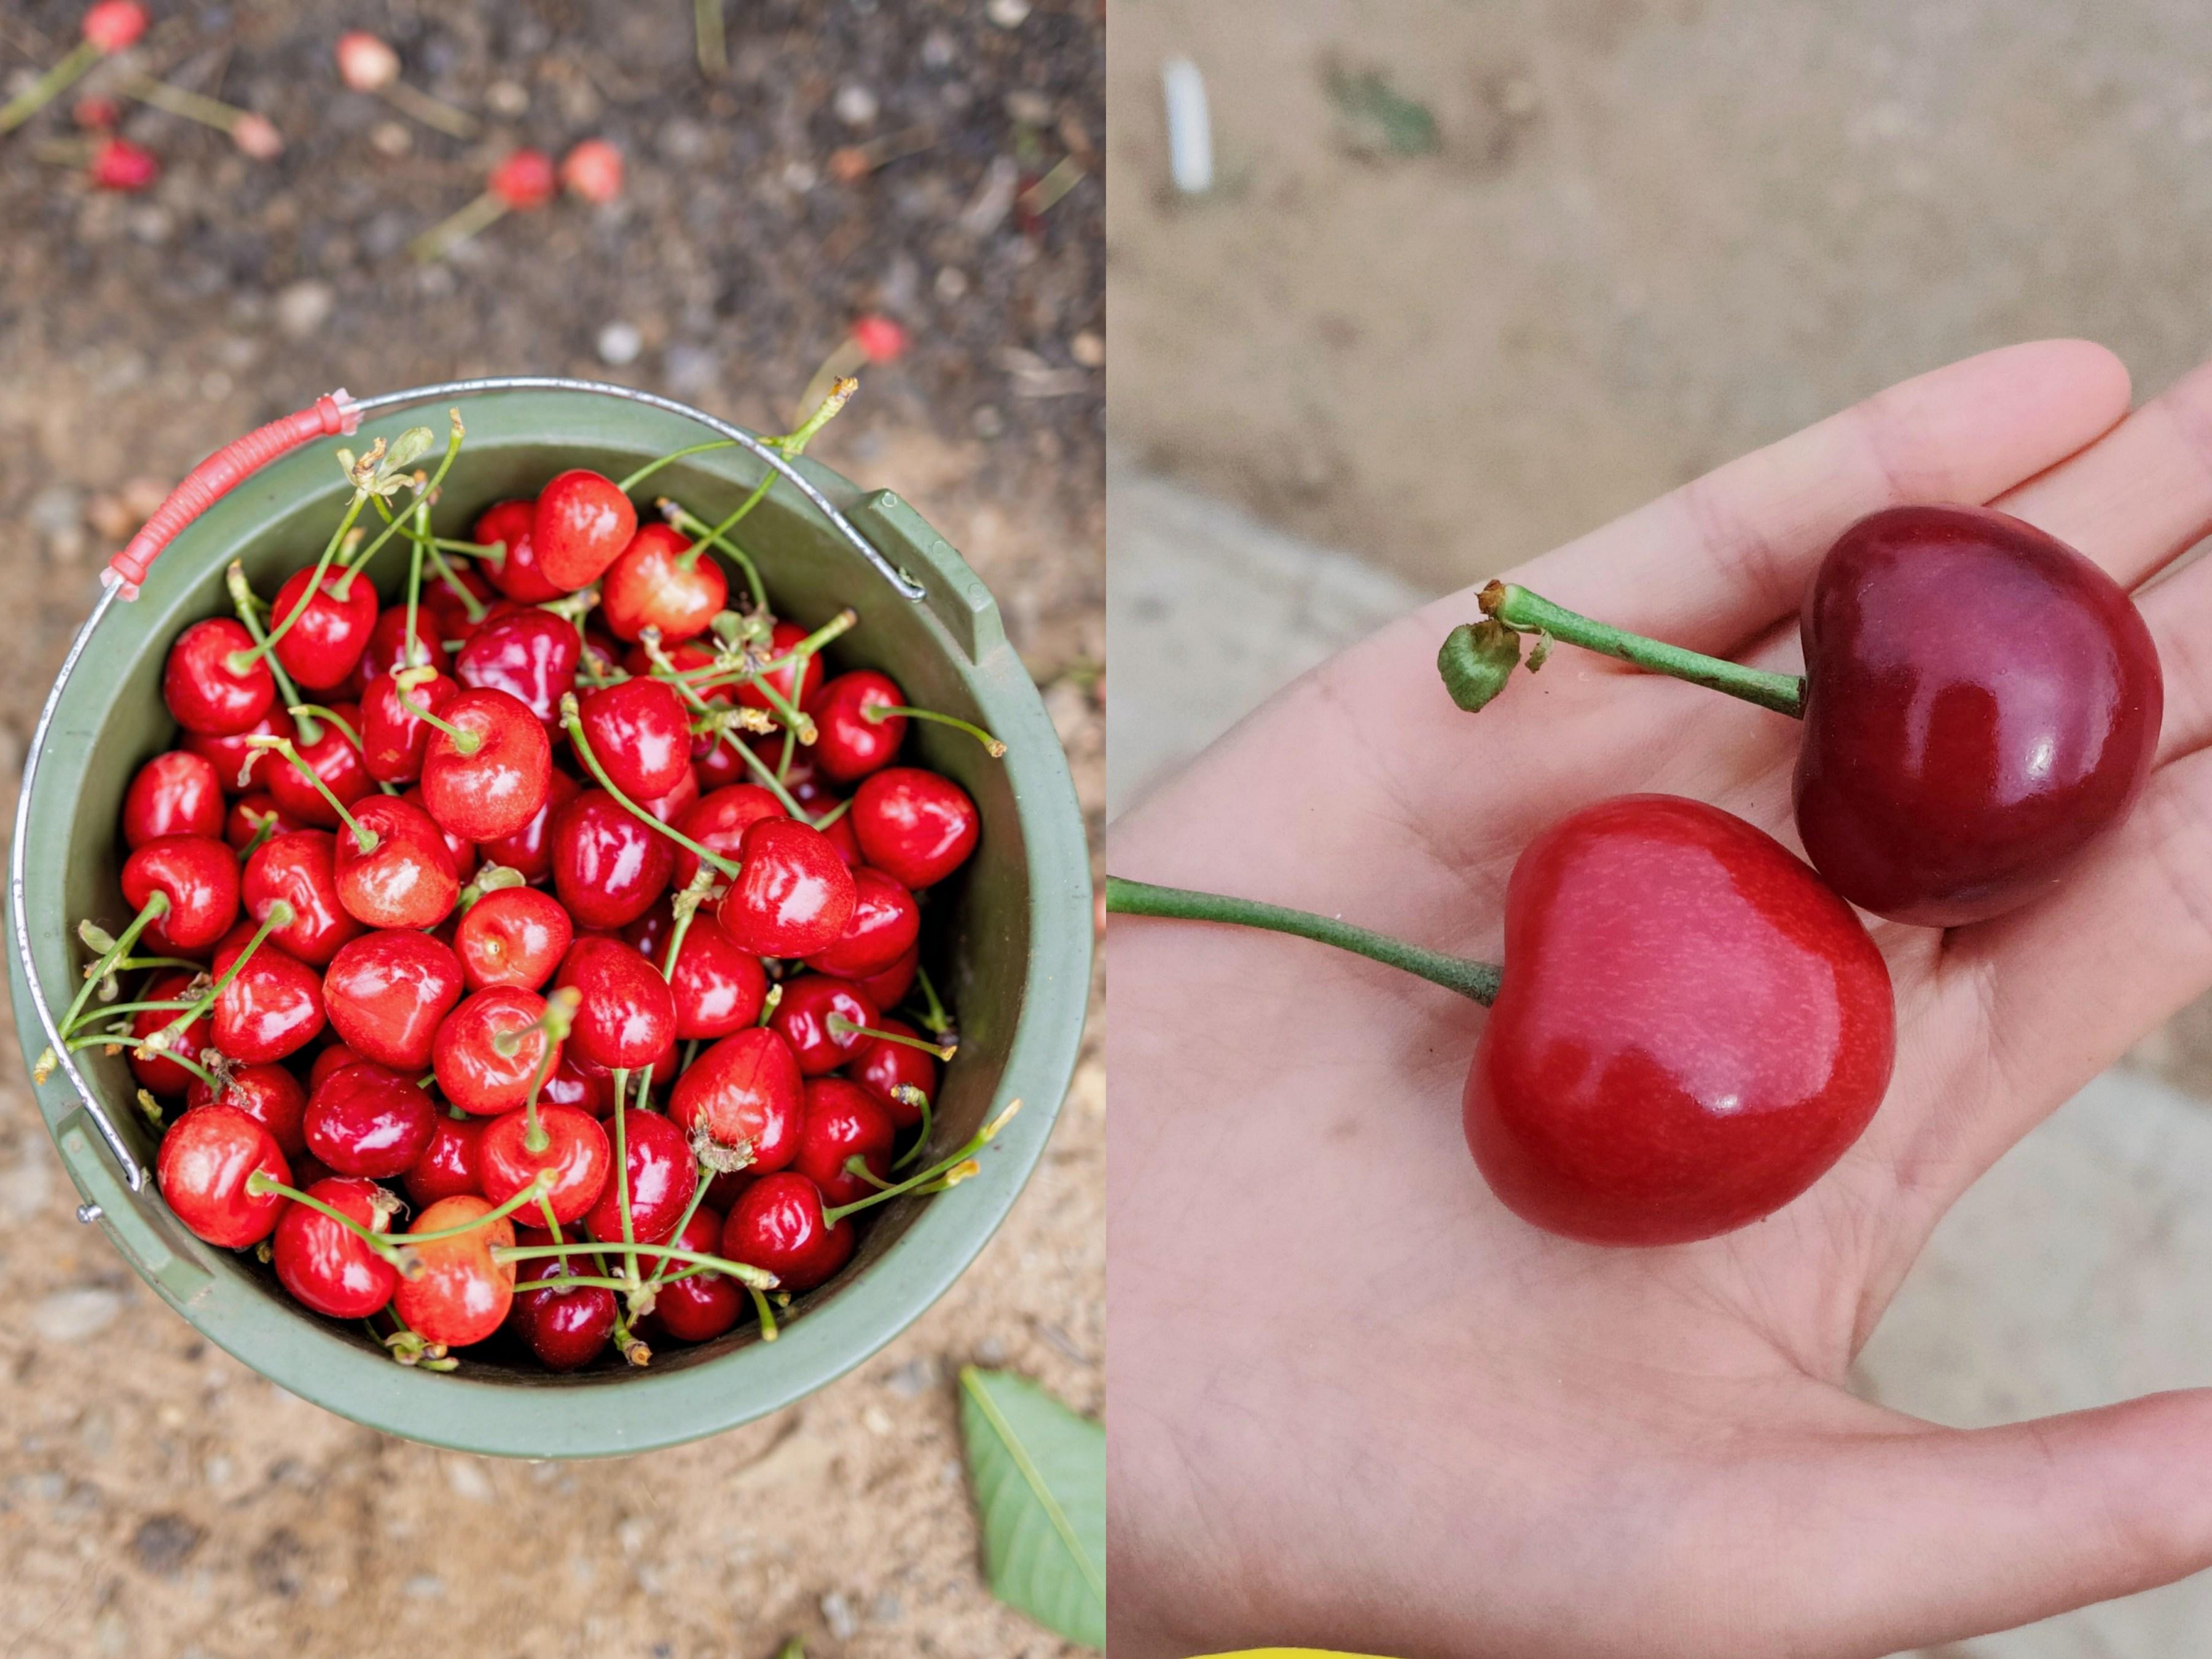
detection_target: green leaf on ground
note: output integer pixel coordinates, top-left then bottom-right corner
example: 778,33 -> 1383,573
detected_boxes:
959,1366 -> 1106,1648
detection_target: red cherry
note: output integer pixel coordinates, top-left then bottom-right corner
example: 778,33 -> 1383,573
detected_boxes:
359,603 -> 443,683
211,929 -> 326,1064
582,1107 -> 697,1244
650,1207 -> 744,1343
850,313 -> 908,364
793,1078 -> 895,1206
224,793 -> 299,852
265,707 -> 372,830
402,785 -> 477,882
186,707 -> 288,794
88,135 -> 158,192
806,670 -> 906,783
156,1103 -> 289,1248
1465,794 -> 1896,1247
769,973 -> 876,1077
637,637 -> 730,702
123,751 -> 225,847
703,1168 -> 755,1212
425,569 -> 498,647
559,138 -> 624,205
599,524 -> 726,643
573,677 -> 692,801
848,1018 -> 936,1128
303,1060 -> 434,1179
455,887 -> 573,990
330,795 -> 460,930
731,620 -> 823,718
323,929 -> 465,1070
84,2 -> 149,54
480,1102 -> 610,1224
803,867 -> 919,979
667,1026 -> 802,1172
455,608 -> 581,728
541,1051 -> 611,1118
476,766 -> 579,882
122,834 -> 240,955
664,914 -> 768,1040
510,1251 -> 616,1370
272,1175 -> 401,1318
839,941 -> 920,1011
671,784 -> 785,888
473,498 -> 562,603
555,936 -> 675,1072
716,817 -> 855,958
635,761 -> 701,828
163,618 -> 274,735
1794,505 -> 2165,925
552,790 -> 674,930
433,987 -> 560,1116
360,668 -> 456,783
186,1062 -> 307,1157
420,686 -> 554,842
268,566 -> 379,690
852,767 -> 978,890
531,470 -> 637,590
723,1171 -> 851,1293
307,1042 -> 361,1091
130,971 -> 210,1097
405,1112 -> 486,1208
489,147 -> 556,210
393,1195 -> 516,1347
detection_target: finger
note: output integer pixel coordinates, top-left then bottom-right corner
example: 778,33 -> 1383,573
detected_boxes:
1494,340 -> 2130,656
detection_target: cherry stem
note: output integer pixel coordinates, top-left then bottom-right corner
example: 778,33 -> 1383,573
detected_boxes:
911,963 -> 952,1038
405,1169 -> 558,1242
696,0 -> 728,77
818,1099 -> 1022,1228
64,1032 -> 219,1089
119,74 -> 259,136
238,807 -> 281,859
226,562 -> 319,745
560,694 -> 741,877
57,893 -> 168,1039
380,78 -> 476,138
748,1283 -> 781,1340
1476,581 -> 1806,718
415,536 -> 485,620
494,1240 -> 779,1291
0,41 -> 103,134
826,1016 -> 955,1062
724,724 -> 813,818
249,737 -> 375,853
866,703 -> 1007,758
393,670 -> 478,753
229,490 -> 372,671
657,500 -> 767,611
811,794 -> 853,833
891,1084 -> 935,1171
1104,875 -> 1500,1005
409,190 -> 511,262
644,1161 -> 717,1292
403,535 -> 427,676
287,704 -> 361,751
149,903 -> 294,1048
244,1173 -> 410,1266
618,440 -> 739,496
610,1065 -> 643,1285
842,1154 -> 896,1192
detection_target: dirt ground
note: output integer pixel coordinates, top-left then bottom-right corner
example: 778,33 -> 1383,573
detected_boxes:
0,2 -> 1101,1655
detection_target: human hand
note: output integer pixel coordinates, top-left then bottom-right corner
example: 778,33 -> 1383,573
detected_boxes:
1107,340 -> 2212,1659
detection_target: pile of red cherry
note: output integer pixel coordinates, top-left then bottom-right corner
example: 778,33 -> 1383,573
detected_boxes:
52,400 -> 1016,1371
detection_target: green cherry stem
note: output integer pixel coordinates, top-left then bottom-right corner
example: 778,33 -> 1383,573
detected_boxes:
63,1032 -> 220,1089
492,987 -> 577,1155
910,963 -> 952,1038
617,439 -> 742,496
560,693 -> 741,877
243,1172 -> 413,1267
55,893 -> 169,1041
825,1016 -> 955,1062
146,901 -> 296,1050
227,488 -> 372,672
657,500 -> 768,612
890,1084 -> 934,1171
406,1168 -> 559,1242
493,1240 -> 780,1291
645,1161 -> 716,1292
867,704 -> 1007,758
226,562 -> 319,745
817,1099 -> 1022,1228
0,40 -> 102,135
287,704 -> 362,751
394,667 -> 480,753
1104,875 -> 1500,1005
248,737 -> 377,853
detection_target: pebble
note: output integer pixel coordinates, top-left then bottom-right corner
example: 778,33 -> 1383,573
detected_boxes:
921,30 -> 955,68
834,84 -> 880,127
369,120 -> 412,157
883,1355 -> 941,1397
936,265 -> 970,300
822,1590 -> 859,1639
485,80 -> 529,116
131,1512 -> 205,1576
971,404 -> 1005,439
975,1333 -> 1009,1365
1070,330 -> 1105,368
444,1457 -> 495,1501
1006,90 -> 1054,127
597,321 -> 643,366
870,1591 -> 904,1623
275,280 -> 336,341
32,1286 -> 124,1343
987,0 -> 1032,26
664,343 -> 720,395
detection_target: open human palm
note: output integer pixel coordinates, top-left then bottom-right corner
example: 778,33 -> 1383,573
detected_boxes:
1108,340 -> 2212,1659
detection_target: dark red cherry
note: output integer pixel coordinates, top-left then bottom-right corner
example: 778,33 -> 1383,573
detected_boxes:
304,1060 -> 436,1179
323,929 -> 465,1070
541,1051 -> 611,1118
554,936 -> 675,1072
393,1195 -> 516,1347
731,619 -> 822,718
225,792 -> 299,851
122,834 -> 240,955
769,973 -> 876,1076
806,670 -> 906,783
849,1018 -> 937,1129
480,1102 -> 611,1225
360,668 -> 457,784
600,522 -> 726,643
476,766 -> 579,882
424,567 -> 498,648
130,971 -> 210,1097
852,767 -> 978,890
1465,794 -> 1896,1247
359,603 -> 443,683
477,497 -> 565,603
511,1252 -> 615,1370
723,1171 -> 851,1293
404,1112 -> 487,1208
420,686 -> 554,842
672,784 -> 785,889
635,762 -> 701,829
552,790 -> 673,930
332,794 -> 461,930
664,913 -> 768,1040
243,830 -> 361,965
124,750 -> 225,847
211,928 -> 326,1064
307,1041 -> 361,1091
839,942 -> 920,1011
793,1078 -> 895,1206
583,1105 -> 697,1244
156,1103 -> 289,1248
649,1206 -> 743,1343
269,565 -> 379,691
803,868 -> 919,979
716,817 -> 855,958
454,608 -> 582,729
162,618 -> 274,736
573,677 -> 692,801
667,1026 -> 802,1172
455,886 -> 573,990
272,1175 -> 401,1317
433,987 -> 560,1116
1794,504 -> 2165,927
531,469 -> 637,591
265,706 -> 371,830
187,1061 -> 307,1157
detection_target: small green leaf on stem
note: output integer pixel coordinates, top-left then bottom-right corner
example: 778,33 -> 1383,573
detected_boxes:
959,1367 -> 1105,1649
1437,618 -> 1523,712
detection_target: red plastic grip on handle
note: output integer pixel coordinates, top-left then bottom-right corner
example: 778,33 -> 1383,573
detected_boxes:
103,390 -> 363,600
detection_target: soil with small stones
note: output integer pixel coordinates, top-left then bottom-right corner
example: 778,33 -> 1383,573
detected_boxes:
0,4 -> 1100,1656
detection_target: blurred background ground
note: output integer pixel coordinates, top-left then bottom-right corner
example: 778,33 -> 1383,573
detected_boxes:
0,1 -> 1100,1656
1110,1 -> 2212,1653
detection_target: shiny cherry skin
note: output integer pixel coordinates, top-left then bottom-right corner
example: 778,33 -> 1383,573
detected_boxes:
243,830 -> 361,965
162,618 -> 275,735
600,522 -> 726,643
635,762 -> 701,829
852,767 -> 978,890
477,498 -> 565,603
573,676 -> 692,801
480,1102 -> 611,1224
477,766 -> 579,882
555,936 -> 676,1072
360,667 -> 457,784
1794,504 -> 2165,927
123,750 -> 225,847
156,1103 -> 289,1248
770,973 -> 876,1076
225,793 -> 298,851
323,929 -> 465,1069
187,1062 -> 307,1157
531,469 -> 637,590
841,942 -> 920,1011
272,1175 -> 401,1317
425,568 -> 498,648
693,731 -> 750,790
511,1252 -> 616,1370
717,817 -> 855,958
359,602 -> 442,683
848,1018 -> 937,1129
402,786 -> 477,883
651,1207 -> 743,1343
211,930 -> 326,1064
393,1195 -> 516,1347
455,886 -> 574,990
455,608 -> 581,728
269,565 -> 379,690
420,686 -> 554,842
187,707 -> 288,794
732,619 -> 823,718
304,1059 -> 436,1179
307,1041 -> 361,1091
541,1051 -> 611,1118
130,971 -> 210,1096
793,1078 -> 895,1206
404,1112 -> 487,1208
121,834 -> 239,955
265,706 -> 372,829
433,987 -> 560,1115
665,913 -> 769,1040
804,867 -> 920,979
667,1026 -> 803,1171
583,1105 -> 697,1244
1464,794 -> 1896,1247
552,790 -> 674,929
806,670 -> 907,783
672,784 -> 785,888
724,1171 -> 852,1293
332,794 -> 461,930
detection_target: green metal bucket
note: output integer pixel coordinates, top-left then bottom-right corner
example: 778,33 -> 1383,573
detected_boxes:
7,378 -> 1092,1458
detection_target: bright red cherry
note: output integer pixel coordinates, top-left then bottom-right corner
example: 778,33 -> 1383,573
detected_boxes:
187,1062 -> 307,1157
264,707 -> 371,830
455,886 -> 574,990
552,790 -> 674,929
488,147 -> 557,209
635,761 -> 701,828
839,941 -> 920,1011
156,1103 -> 289,1248
402,785 -> 477,882
225,793 -> 299,851
541,1051 -> 611,1119
769,973 -> 876,1076
650,1207 -> 744,1343
332,794 -> 460,930
849,1018 -> 937,1129
510,1251 -> 616,1370
804,868 -> 919,979
573,677 -> 692,801
793,1078 -> 895,1206
404,1113 -> 487,1208
123,751 -> 225,847
477,766 -> 579,882
531,470 -> 637,590
187,707 -> 288,794
852,767 -> 978,890
664,913 -> 768,1039
806,670 -> 907,783
243,830 -> 360,965
359,603 -> 442,684
84,2 -> 151,54
304,1060 -> 436,1179
393,1195 -> 516,1347
476,498 -> 565,603
360,668 -> 457,784
671,784 -> 785,888
323,929 -> 465,1070
480,1102 -> 611,1224
211,929 -> 326,1064
600,524 -> 727,643
272,1175 -> 401,1317
121,834 -> 239,955
1793,505 -> 2164,926
269,565 -> 379,690
583,1106 -> 697,1244
1465,794 -> 1896,1247
731,620 -> 822,718
716,817 -> 855,957
129,972 -> 210,1097
555,936 -> 675,1072
433,987 -> 560,1116
307,1042 -> 361,1091
455,609 -> 581,728
667,1026 -> 802,1172
723,1171 -> 852,1293
163,618 -> 275,735
418,686 -> 554,842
